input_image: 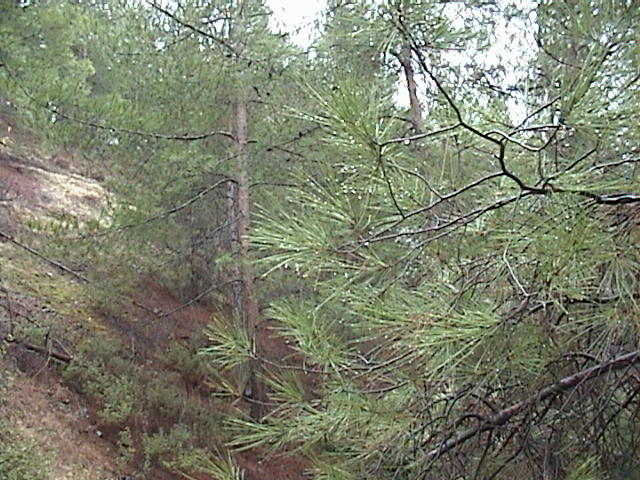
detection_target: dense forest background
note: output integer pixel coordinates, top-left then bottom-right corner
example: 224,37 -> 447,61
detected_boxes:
1,0 -> 639,479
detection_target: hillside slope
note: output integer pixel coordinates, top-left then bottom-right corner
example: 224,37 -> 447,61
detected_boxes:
1,119 -> 127,479
0,118 -> 307,480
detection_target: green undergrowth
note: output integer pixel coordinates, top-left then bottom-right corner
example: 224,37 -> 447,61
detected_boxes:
0,370 -> 50,480
0,424 -> 49,480
1,242 -> 91,318
1,239 -> 240,477
62,331 -> 231,475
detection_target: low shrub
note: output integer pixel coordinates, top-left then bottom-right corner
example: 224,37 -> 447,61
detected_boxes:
141,424 -> 193,471
62,333 -> 138,424
0,433 -> 49,480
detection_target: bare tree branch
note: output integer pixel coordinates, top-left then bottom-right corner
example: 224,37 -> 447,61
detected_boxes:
425,350 -> 640,460
76,177 -> 235,239
145,1 -> 239,57
0,230 -> 88,283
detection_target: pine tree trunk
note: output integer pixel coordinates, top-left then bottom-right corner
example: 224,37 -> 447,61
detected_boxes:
399,43 -> 424,134
234,98 -> 266,419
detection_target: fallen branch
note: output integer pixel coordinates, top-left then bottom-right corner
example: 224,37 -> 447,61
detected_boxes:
0,230 -> 88,283
4,336 -> 73,364
21,340 -> 72,364
426,350 -> 640,460
0,298 -> 74,360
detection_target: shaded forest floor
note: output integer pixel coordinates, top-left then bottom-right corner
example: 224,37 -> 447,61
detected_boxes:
0,114 -> 307,479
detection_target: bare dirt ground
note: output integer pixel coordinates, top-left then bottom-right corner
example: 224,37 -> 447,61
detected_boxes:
2,369 -> 124,480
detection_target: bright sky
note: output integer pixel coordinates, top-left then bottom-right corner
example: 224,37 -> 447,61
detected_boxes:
265,0 -> 326,47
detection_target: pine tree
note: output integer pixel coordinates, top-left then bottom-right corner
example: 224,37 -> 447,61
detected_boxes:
3,1 -> 638,478
233,1 -> 640,478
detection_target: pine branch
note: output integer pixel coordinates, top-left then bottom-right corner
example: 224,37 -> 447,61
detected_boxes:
51,107 -> 236,142
158,278 -> 241,318
146,1 -> 240,58
1,60 -> 236,142
379,122 -> 461,147
75,177 -> 236,239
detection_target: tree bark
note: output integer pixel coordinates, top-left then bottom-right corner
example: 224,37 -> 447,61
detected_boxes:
234,97 -> 266,419
399,43 -> 424,134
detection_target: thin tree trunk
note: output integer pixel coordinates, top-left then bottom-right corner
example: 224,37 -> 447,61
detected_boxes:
399,43 -> 424,134
234,97 -> 266,419
226,179 -> 242,315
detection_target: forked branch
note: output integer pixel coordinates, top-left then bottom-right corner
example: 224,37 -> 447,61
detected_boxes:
426,350 -> 640,460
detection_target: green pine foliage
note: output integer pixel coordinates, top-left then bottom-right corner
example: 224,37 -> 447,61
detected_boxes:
238,2 -> 640,478
1,0 -> 639,479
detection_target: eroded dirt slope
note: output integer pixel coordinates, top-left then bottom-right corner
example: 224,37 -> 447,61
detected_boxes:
1,117 -> 130,479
